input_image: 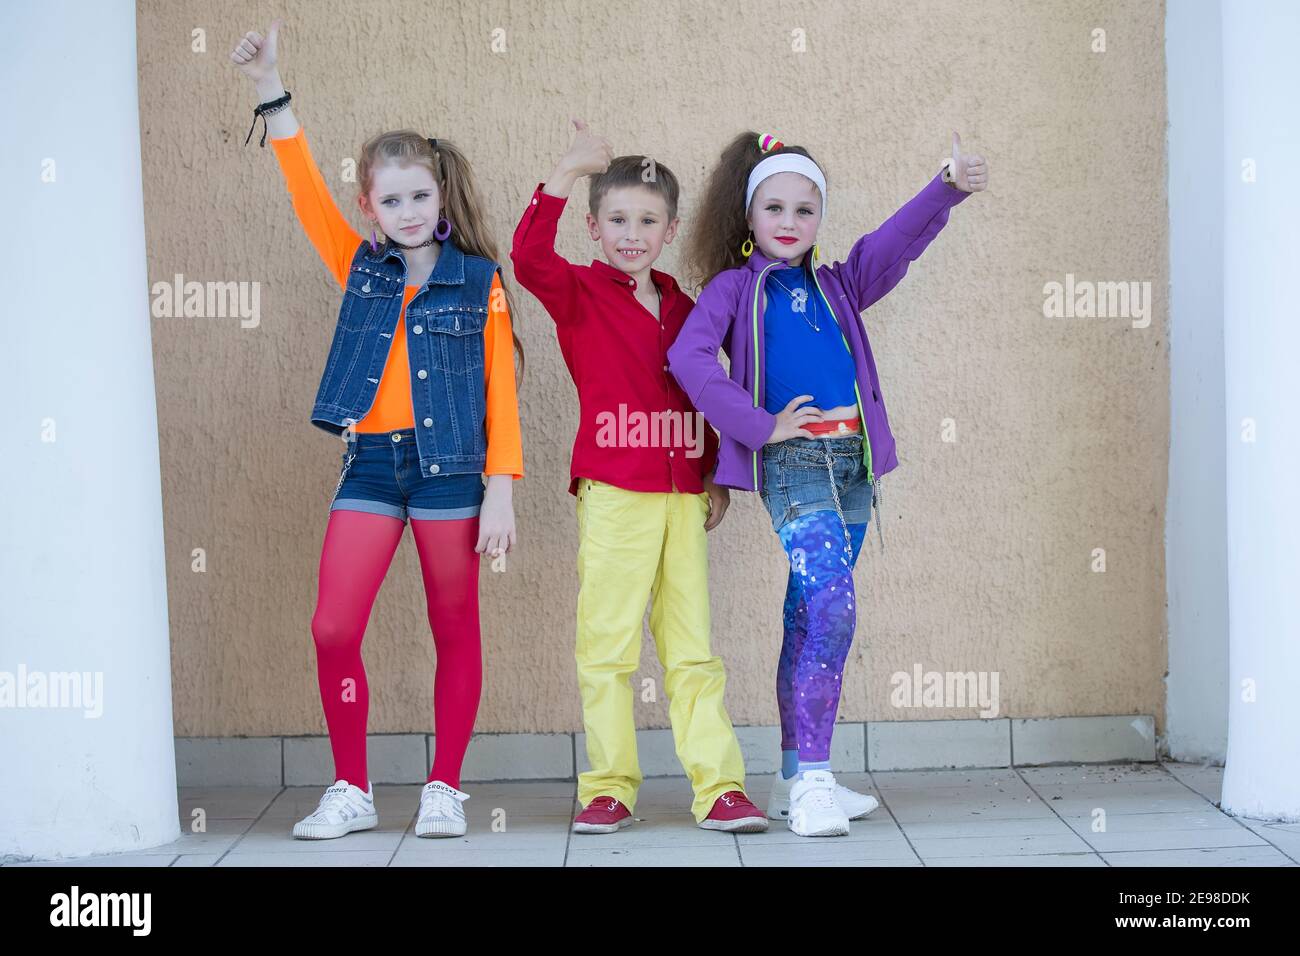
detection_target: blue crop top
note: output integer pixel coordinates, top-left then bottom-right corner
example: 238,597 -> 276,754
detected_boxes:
761,265 -> 859,416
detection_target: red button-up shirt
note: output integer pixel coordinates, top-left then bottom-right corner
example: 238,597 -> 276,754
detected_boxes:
511,182 -> 719,496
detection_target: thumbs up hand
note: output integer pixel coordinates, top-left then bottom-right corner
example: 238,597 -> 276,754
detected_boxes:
942,132 -> 988,193
230,19 -> 283,83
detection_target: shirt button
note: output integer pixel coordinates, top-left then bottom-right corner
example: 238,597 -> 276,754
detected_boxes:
413,324 -> 423,334
423,417 -> 433,427
429,464 -> 440,474
417,369 -> 428,379
669,450 -> 675,457
392,433 -> 402,442
663,364 -> 669,371
531,198 -> 537,205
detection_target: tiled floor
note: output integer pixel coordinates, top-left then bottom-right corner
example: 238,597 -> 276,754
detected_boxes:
8,762 -> 1299,867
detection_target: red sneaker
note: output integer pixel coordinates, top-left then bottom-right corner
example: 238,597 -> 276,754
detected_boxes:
573,795 -> 633,834
699,790 -> 769,832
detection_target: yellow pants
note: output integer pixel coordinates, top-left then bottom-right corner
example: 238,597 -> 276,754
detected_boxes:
574,478 -> 747,822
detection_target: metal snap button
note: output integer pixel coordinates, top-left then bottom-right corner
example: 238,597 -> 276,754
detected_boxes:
413,324 -> 423,334
429,464 -> 440,474
392,433 -> 402,442
417,369 -> 428,379
423,417 -> 433,427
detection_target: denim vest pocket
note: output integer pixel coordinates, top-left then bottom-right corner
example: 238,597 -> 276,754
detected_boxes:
415,305 -> 487,373
339,266 -> 403,330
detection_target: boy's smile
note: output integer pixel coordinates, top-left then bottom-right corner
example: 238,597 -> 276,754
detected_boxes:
586,184 -> 679,278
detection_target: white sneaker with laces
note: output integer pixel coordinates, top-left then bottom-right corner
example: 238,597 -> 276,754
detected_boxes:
788,770 -> 851,837
292,779 -> 378,840
415,780 -> 470,837
767,770 -> 880,821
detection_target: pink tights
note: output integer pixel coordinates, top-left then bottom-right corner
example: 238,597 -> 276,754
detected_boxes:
310,509 -> 482,790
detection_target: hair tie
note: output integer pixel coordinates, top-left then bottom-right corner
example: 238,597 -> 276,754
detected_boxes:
427,137 -> 439,152
758,133 -> 784,153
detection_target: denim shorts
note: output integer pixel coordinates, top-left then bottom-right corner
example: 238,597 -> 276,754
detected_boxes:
760,434 -> 876,533
330,427 -> 484,522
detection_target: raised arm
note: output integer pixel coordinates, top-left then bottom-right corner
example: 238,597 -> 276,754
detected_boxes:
827,171 -> 968,316
509,120 -> 613,324
231,20 -> 359,287
828,133 -> 986,315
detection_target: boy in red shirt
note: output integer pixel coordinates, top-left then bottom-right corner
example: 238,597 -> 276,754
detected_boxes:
511,120 -> 765,833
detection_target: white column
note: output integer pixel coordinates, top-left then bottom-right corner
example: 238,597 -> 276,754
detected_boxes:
1164,0 -> 1229,762
0,0 -> 179,859
1219,0 -> 1300,819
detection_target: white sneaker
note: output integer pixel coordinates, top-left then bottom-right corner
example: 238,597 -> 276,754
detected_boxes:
415,780 -> 470,838
292,779 -> 378,840
767,770 -> 880,821
788,770 -> 851,837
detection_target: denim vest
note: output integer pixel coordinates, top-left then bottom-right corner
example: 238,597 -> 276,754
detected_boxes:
310,238 -> 498,478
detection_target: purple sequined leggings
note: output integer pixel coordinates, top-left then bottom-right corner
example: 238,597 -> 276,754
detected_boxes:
775,511 -> 868,761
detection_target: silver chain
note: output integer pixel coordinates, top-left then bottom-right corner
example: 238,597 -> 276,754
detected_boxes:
816,438 -> 885,556
332,450 -> 356,502
767,272 -> 820,332
821,445 -> 855,562
873,473 -> 884,553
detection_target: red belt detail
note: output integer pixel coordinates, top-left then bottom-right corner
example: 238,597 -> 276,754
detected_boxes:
803,416 -> 862,436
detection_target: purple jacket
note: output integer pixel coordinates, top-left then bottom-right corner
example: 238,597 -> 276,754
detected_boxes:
668,171 -> 969,495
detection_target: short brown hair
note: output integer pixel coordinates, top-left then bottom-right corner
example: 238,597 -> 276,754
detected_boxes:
588,155 -> 680,222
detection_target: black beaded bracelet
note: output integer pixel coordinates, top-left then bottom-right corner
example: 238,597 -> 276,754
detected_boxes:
244,89 -> 292,148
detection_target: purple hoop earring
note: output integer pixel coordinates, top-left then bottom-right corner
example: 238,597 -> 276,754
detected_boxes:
369,228 -> 378,252
434,216 -> 452,241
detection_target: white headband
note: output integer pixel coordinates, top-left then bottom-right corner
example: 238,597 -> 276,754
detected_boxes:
745,154 -> 828,222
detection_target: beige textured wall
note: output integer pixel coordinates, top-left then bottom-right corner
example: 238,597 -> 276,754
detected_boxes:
139,0 -> 1169,737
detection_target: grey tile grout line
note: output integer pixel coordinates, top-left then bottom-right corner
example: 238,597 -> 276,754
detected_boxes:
563,732 -> 576,867
867,770 -> 926,867
213,786 -> 285,867
1158,760 -> 1299,863
562,780 -> 577,867
388,801 -> 418,867
1012,765 -> 1109,867
1008,761 -> 1285,865
49,765 -> 1286,867
181,719 -> 1173,787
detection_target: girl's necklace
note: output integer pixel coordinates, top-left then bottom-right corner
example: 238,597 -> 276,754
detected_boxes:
390,234 -> 437,250
768,271 -> 820,332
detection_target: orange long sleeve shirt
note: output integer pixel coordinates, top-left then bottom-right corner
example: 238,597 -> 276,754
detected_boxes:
271,127 -> 523,479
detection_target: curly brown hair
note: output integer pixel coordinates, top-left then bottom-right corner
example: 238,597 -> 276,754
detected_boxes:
358,130 -> 525,384
683,131 -> 822,292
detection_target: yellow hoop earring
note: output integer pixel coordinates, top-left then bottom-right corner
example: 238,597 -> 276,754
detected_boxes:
741,235 -> 754,257
812,243 -> 821,262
